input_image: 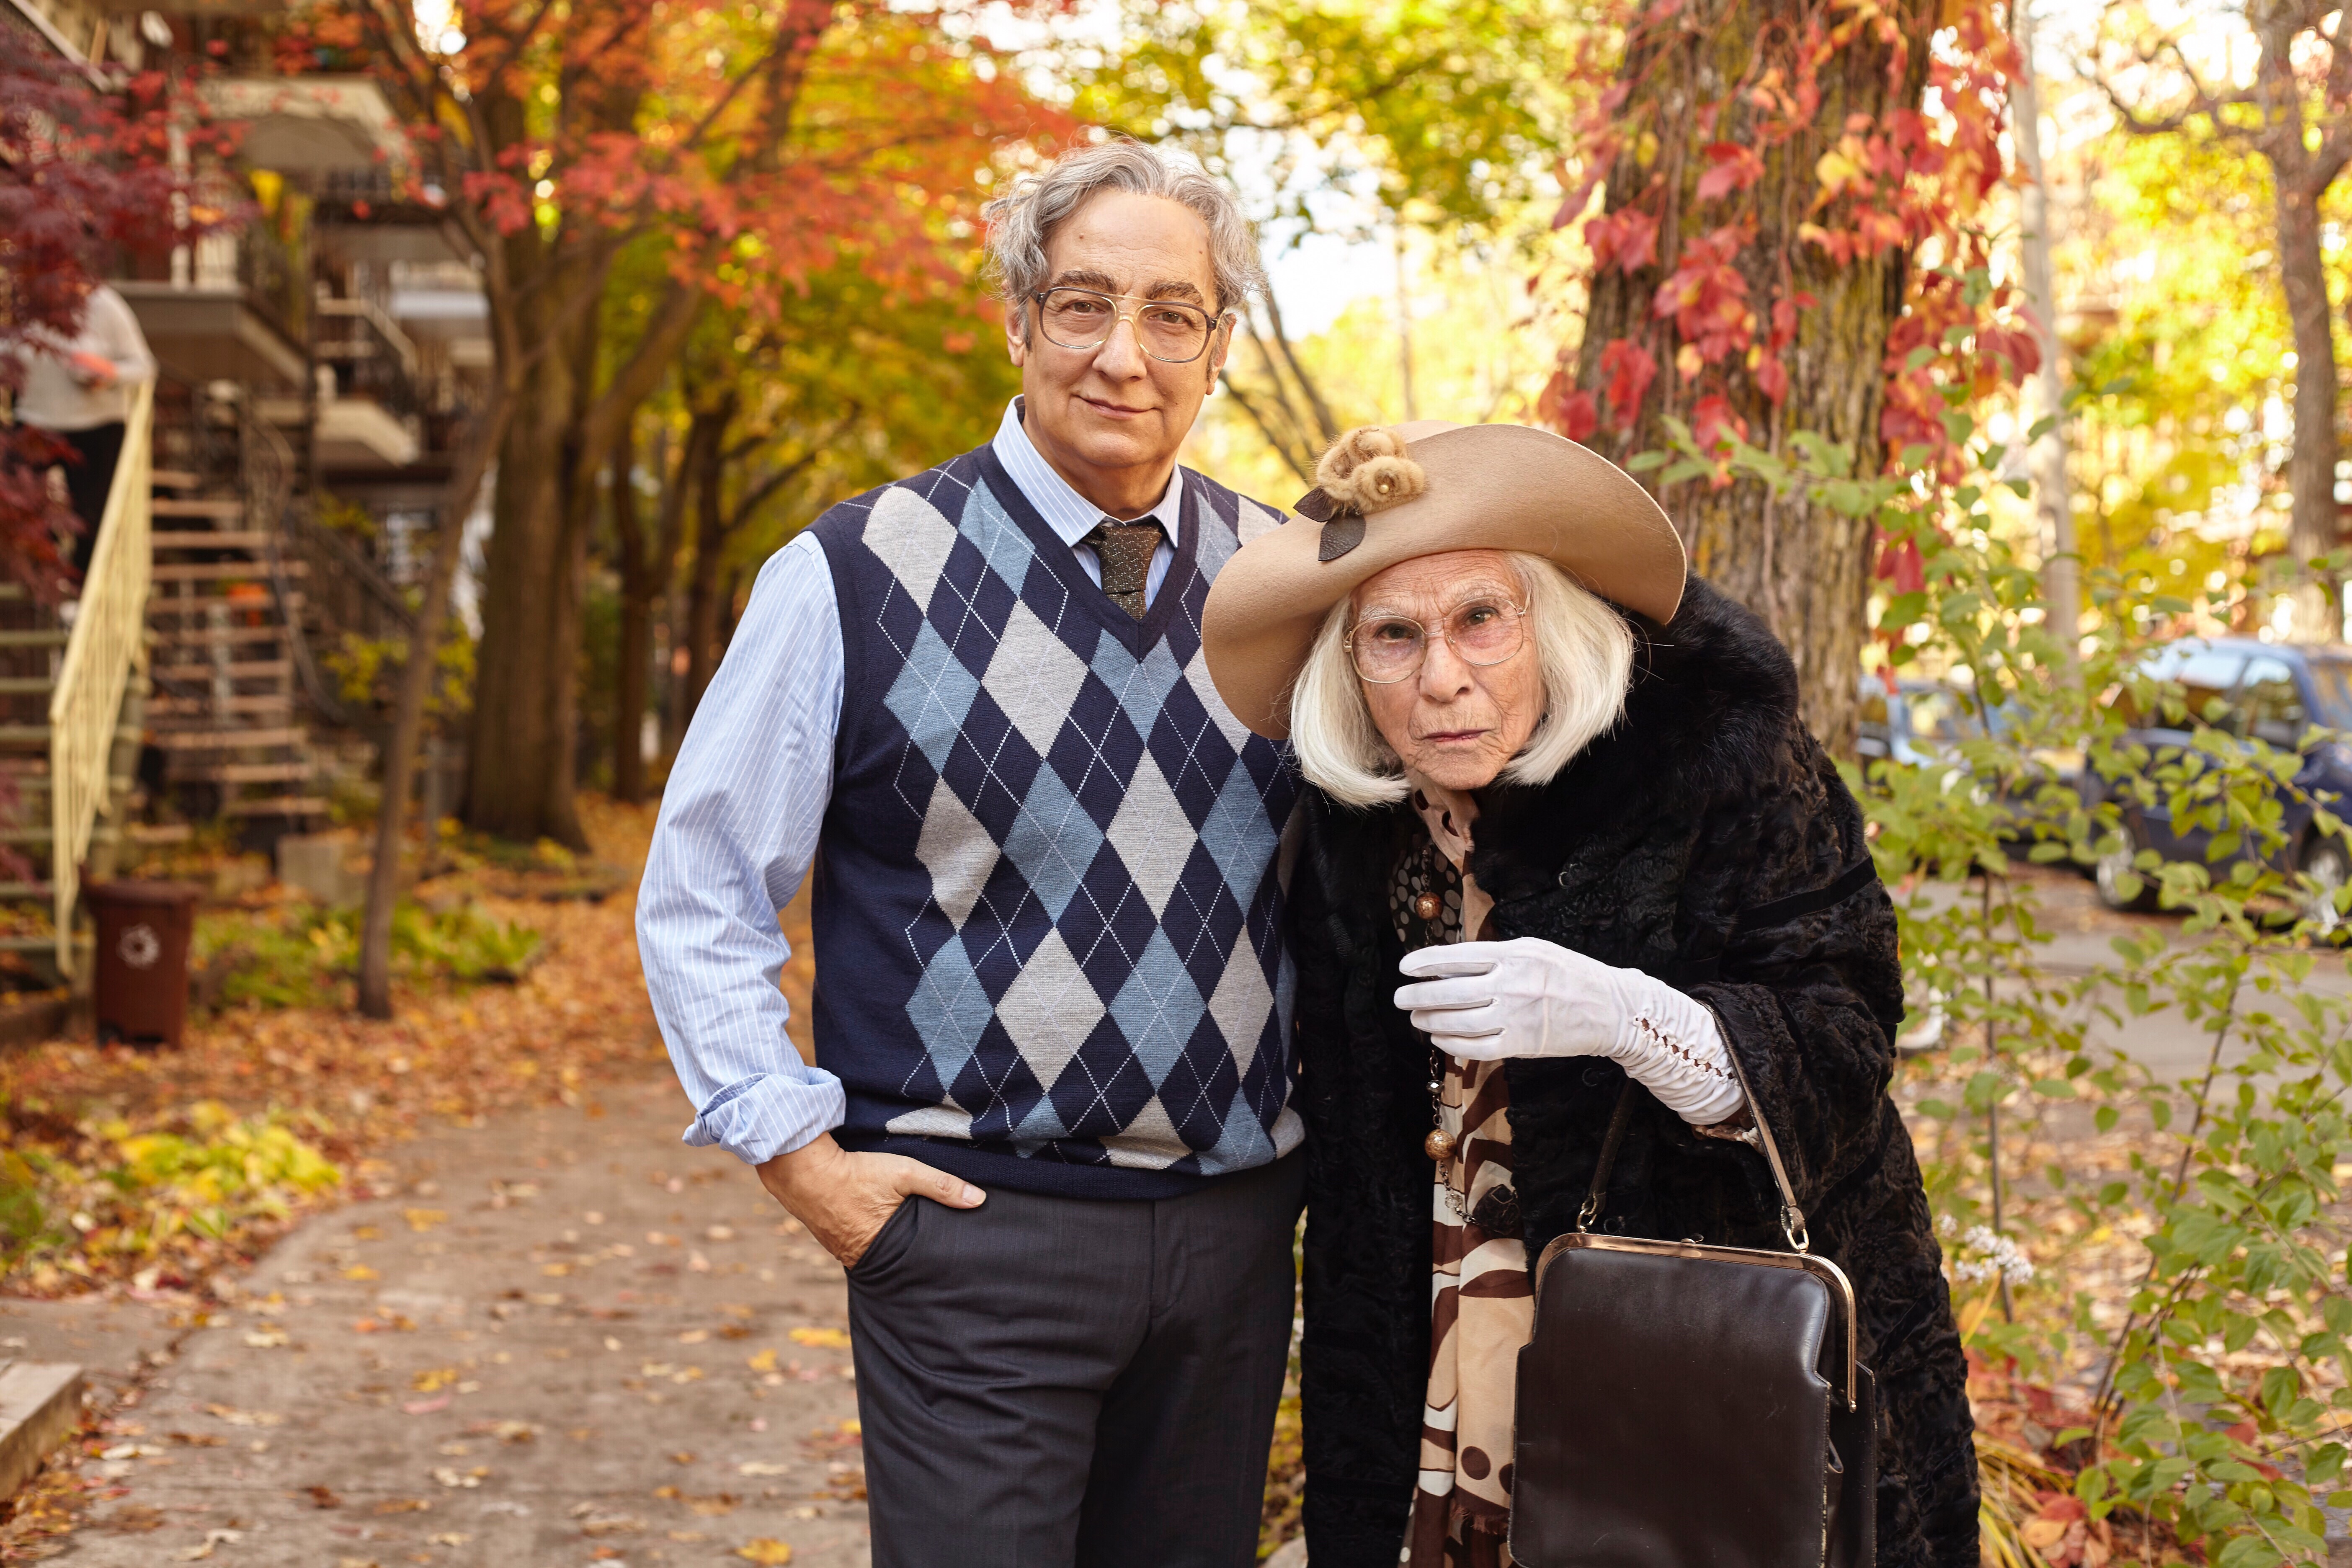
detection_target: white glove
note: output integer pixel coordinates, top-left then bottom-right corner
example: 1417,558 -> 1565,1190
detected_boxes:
1395,937 -> 1746,1125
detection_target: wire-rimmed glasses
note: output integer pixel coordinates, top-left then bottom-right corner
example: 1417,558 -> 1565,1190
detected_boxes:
1031,287 -> 1224,363
1346,598 -> 1530,684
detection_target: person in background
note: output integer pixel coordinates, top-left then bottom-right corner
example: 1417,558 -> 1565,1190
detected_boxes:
13,280 -> 155,573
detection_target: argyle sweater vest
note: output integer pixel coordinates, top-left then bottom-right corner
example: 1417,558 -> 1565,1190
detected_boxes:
807,443 -> 1304,1199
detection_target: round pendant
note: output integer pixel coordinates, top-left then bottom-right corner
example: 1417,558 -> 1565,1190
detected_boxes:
1424,1127 -> 1456,1162
1413,892 -> 1442,921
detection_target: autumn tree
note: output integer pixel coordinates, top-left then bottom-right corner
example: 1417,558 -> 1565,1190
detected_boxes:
330,0 -> 1057,851
2097,0 -> 2352,640
1554,0 -> 2028,752
597,253 -> 1019,802
1079,0 -> 1579,482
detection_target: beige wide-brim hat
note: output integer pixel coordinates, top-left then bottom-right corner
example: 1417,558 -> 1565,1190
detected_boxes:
1200,420 -> 1686,740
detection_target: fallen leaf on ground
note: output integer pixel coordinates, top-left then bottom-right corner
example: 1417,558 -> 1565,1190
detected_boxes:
402,1395 -> 452,1416
404,1208 -> 448,1232
746,1348 -> 778,1372
182,1528 -> 243,1560
373,1498 -> 432,1514
305,1485 -> 341,1508
204,1404 -> 284,1427
411,1367 -> 459,1392
343,1265 -> 380,1282
787,1327 -> 848,1349
736,1462 -> 789,1478
736,1540 -> 794,1565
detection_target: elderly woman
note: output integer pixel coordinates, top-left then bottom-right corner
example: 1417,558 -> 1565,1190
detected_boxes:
1201,423 -> 1976,1568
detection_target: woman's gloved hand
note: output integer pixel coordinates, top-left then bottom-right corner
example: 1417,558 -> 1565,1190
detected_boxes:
1395,937 -> 1745,1124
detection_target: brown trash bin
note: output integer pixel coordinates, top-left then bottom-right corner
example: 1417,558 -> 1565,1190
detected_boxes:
85,880 -> 202,1048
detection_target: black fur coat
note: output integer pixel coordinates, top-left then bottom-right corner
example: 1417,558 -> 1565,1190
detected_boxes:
1290,577 -> 1979,1568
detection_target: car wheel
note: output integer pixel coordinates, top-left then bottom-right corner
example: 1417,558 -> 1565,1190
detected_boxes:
2301,836 -> 2352,935
2094,834 -> 2157,913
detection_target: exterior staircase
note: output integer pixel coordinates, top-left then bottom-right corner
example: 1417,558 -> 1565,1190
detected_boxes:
143,477 -> 325,822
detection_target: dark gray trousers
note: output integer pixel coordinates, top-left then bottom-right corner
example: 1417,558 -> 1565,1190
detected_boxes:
846,1153 -> 1305,1568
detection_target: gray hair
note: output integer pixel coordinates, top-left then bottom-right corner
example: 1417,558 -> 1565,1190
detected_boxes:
983,140 -> 1266,336
1287,554 -> 1638,809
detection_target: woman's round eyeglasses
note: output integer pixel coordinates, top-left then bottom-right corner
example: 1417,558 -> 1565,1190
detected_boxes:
1346,599 -> 1529,684
1032,287 -> 1225,364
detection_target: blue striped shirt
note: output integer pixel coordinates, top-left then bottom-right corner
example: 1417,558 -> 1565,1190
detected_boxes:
636,399 -> 1184,1165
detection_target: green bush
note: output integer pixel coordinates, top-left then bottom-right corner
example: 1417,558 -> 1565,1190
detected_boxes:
196,900 -> 543,1010
1661,395 -> 2352,1565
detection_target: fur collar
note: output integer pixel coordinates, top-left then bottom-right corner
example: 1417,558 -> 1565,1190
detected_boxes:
1464,575 -> 1803,903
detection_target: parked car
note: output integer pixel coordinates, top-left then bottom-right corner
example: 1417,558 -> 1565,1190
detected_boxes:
1856,674 -> 2083,838
1857,676 -> 1981,770
2087,638 -> 2352,913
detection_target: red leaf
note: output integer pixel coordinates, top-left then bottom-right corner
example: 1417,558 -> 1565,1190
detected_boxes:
1540,377 -> 1601,443
1695,142 -> 1766,203
1692,394 -> 1747,453
1599,340 -> 1658,429
1584,208 -> 1660,275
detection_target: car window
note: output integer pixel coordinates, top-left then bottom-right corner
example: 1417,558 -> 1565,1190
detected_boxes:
2240,656 -> 2306,747
2307,660 -> 2352,730
1906,689 -> 1973,741
2122,647 -> 2246,731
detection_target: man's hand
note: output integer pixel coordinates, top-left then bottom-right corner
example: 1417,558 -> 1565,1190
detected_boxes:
755,1134 -> 984,1267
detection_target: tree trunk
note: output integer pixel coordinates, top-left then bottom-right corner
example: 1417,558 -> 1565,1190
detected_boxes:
683,396 -> 737,726
612,430 -> 651,805
1572,0 -> 1934,756
2275,179 -> 2340,640
359,392 -> 516,1017
2011,3 -> 2079,666
464,268 -> 598,848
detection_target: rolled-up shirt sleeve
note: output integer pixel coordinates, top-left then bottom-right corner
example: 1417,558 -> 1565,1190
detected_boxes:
637,531 -> 846,1165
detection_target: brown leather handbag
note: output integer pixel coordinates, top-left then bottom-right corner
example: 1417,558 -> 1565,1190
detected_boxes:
1510,1069 -> 1879,1568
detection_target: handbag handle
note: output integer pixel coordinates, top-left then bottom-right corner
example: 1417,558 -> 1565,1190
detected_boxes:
1576,1024 -> 1811,1254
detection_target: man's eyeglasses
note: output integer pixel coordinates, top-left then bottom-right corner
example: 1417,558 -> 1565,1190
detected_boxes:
1031,287 -> 1225,364
1346,599 -> 1530,684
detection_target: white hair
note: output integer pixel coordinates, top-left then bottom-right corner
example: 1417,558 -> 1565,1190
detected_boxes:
1286,554 -> 1637,809
982,140 -> 1266,336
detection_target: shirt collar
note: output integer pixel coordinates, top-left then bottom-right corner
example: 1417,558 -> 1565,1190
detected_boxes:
991,397 -> 1185,547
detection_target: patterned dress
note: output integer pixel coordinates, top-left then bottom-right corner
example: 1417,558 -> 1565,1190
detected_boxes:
1393,784 -> 1530,1568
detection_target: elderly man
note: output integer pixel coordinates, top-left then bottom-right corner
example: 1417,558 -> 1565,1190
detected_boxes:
637,142 -> 1302,1567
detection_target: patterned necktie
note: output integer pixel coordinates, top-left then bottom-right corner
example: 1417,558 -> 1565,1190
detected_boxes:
1082,516 -> 1166,622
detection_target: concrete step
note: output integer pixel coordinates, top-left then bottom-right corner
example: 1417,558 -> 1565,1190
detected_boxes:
147,726 -> 305,750
155,658 -> 291,682
0,1362 -> 84,1498
182,760 -> 313,784
152,531 -> 271,552
151,560 -> 306,584
148,695 -> 296,719
149,622 -> 297,649
223,793 -> 328,817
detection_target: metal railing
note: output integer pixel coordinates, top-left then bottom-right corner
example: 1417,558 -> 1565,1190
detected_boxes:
49,377 -> 154,974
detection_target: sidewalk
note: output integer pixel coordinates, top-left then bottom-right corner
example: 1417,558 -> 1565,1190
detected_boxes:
41,1071 -> 869,1568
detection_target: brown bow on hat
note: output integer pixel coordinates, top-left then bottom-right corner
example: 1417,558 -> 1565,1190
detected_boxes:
1200,420 -> 1687,740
